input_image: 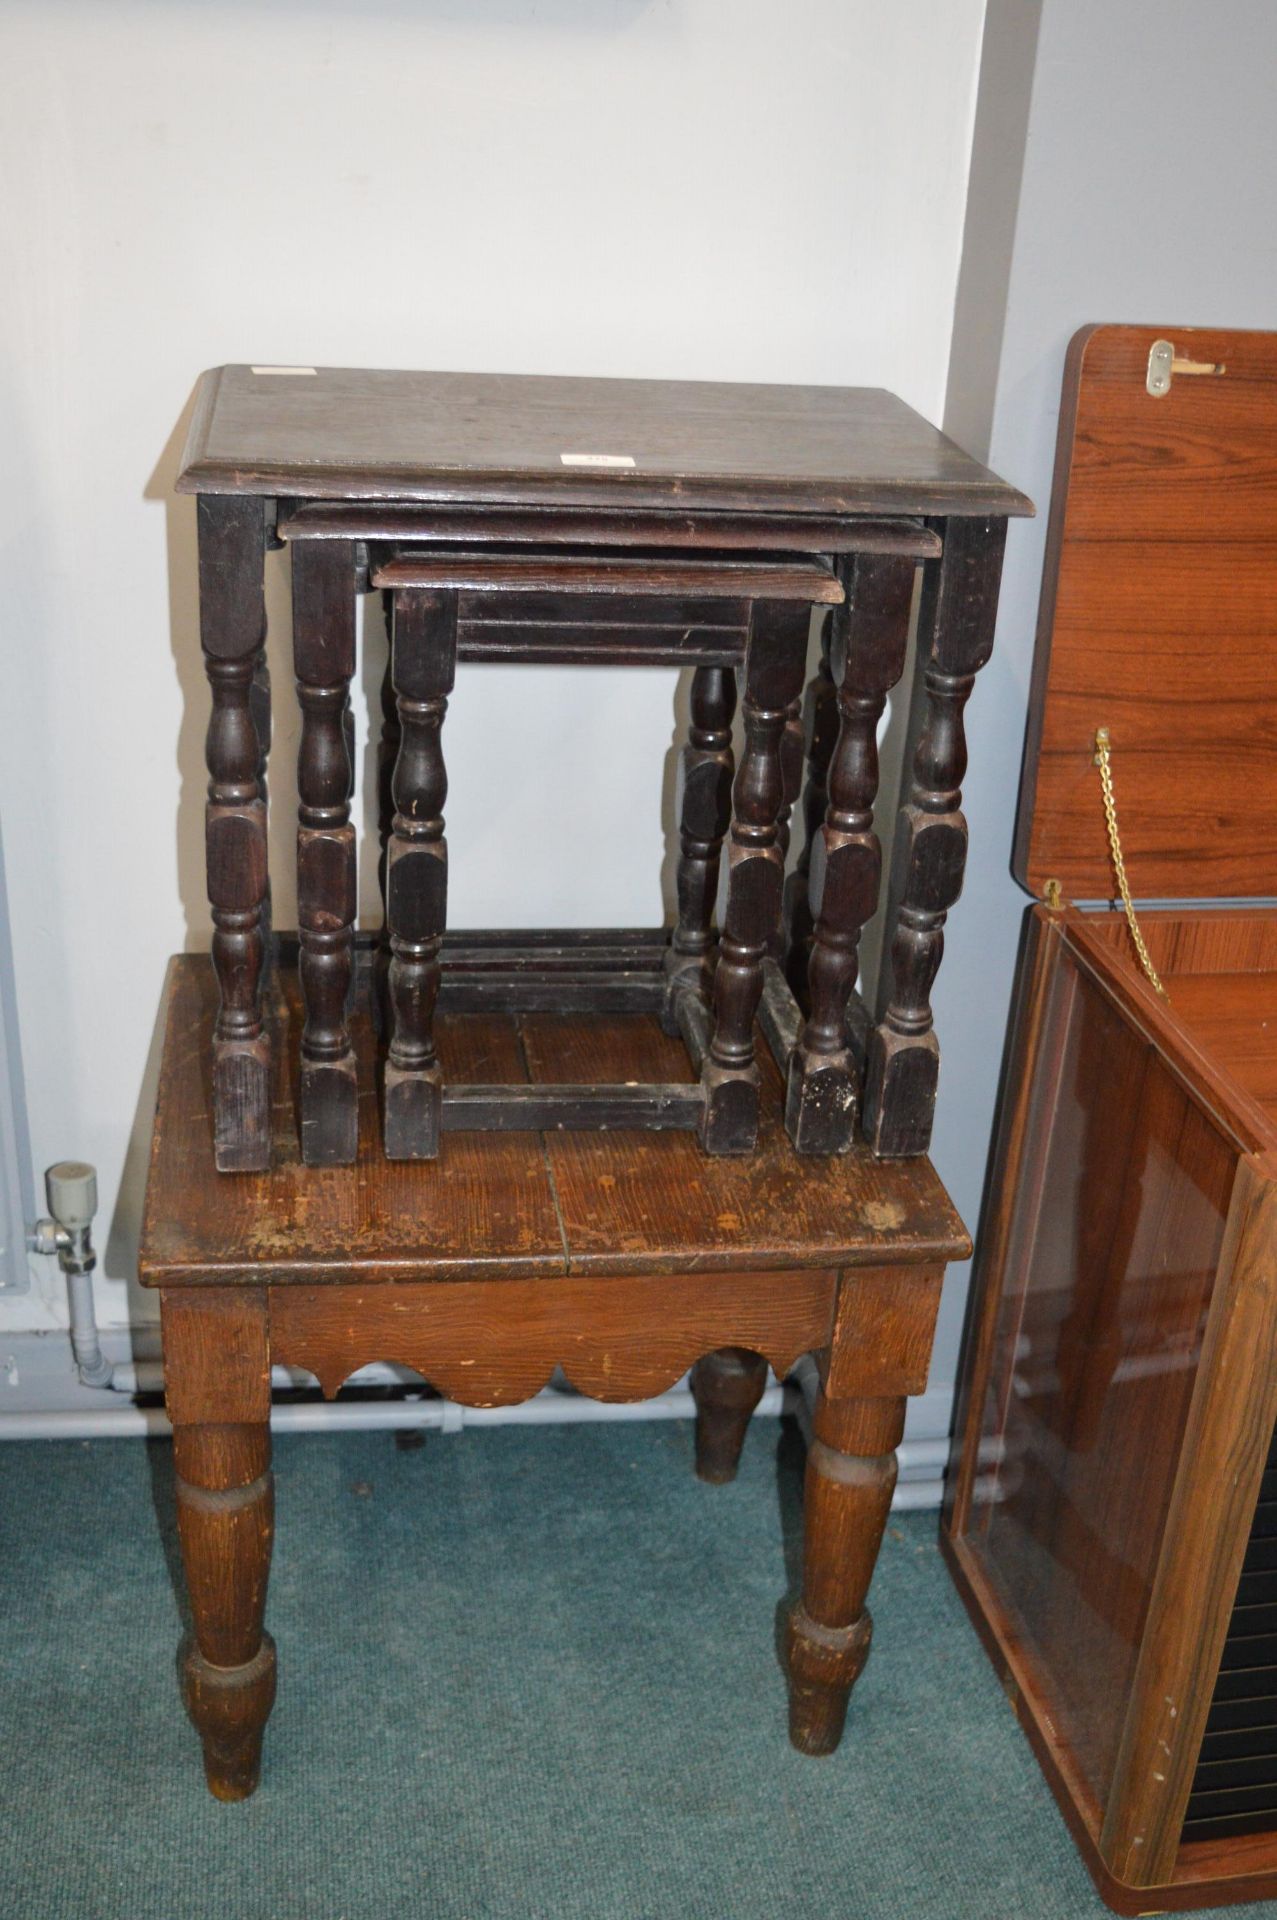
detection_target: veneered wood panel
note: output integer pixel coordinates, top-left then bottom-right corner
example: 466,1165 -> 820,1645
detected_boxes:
1015,324 -> 1277,902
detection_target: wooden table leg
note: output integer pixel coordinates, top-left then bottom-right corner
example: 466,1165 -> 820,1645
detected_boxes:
864,516 -> 1007,1157
700,600 -> 810,1153
661,663 -> 736,1032
162,1289 -> 275,1800
198,497 -> 271,1172
783,618 -> 838,1003
374,593 -> 399,1040
689,1347 -> 768,1482
384,588 -> 458,1159
785,553 -> 914,1155
292,538 -> 358,1165
785,1258 -> 945,1752
785,1391 -> 903,1754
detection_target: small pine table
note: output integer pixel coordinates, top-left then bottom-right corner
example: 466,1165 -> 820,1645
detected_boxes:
140,954 -> 969,1798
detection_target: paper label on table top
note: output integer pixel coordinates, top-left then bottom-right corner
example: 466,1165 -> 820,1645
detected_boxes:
559,452 -> 636,468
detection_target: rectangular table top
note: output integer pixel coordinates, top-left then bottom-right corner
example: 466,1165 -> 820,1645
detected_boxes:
138,957 -> 969,1287
176,364 -> 1032,519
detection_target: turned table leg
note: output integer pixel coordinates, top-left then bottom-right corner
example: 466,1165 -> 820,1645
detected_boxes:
699,600 -> 810,1154
689,1347 -> 768,1482
785,553 -> 914,1154
786,1259 -> 945,1752
198,497 -> 271,1172
162,1289 -> 275,1800
292,538 -> 359,1165
662,663 -> 736,1032
785,1391 -> 903,1754
783,617 -> 839,1004
864,516 -> 1007,1157
384,588 -> 458,1159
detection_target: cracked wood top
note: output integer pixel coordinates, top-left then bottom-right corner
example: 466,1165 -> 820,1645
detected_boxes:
176,364 -> 1032,518
139,957 -> 969,1285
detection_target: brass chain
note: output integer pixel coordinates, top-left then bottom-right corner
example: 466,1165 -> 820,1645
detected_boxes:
1094,728 -> 1167,998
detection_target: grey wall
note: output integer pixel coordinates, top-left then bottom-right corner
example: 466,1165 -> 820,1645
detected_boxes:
922,0 -> 1277,1402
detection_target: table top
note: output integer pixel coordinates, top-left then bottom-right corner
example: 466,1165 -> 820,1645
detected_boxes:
139,957 -> 969,1287
176,365 -> 1032,519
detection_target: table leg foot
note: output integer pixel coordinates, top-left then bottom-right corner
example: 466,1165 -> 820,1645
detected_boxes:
784,1606 -> 872,1754
173,1418 -> 276,1801
182,1635 -> 277,1801
784,1392 -> 902,1755
690,1347 -> 767,1482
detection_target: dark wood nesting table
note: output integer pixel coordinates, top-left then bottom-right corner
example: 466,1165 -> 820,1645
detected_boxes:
143,364 -> 1028,1799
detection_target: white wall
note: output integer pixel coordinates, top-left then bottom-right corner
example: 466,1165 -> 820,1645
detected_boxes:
0,0 -> 987,1338
921,0 -> 1277,1390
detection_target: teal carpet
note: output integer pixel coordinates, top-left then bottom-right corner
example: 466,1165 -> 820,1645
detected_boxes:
1,1418 -> 1269,1920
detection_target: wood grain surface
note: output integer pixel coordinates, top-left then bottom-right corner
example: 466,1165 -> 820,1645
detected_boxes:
372,550 -> 843,602
1015,324 -> 1277,902
268,1268 -> 836,1405
139,956 -> 968,1285
278,501 -> 945,557
177,365 -> 1033,517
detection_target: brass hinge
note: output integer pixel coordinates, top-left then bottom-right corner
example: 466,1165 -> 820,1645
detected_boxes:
1146,338 -> 1226,397
1042,878 -> 1064,912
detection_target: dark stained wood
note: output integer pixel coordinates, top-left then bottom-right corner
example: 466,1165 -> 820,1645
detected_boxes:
198,496 -> 271,1172
700,601 -> 812,1153
138,955 -> 969,1286
279,500 -> 945,556
1016,324 -> 1277,903
786,553 -> 915,1152
439,1082 -> 702,1132
454,584 -> 747,667
184,365 -> 1026,1171
291,539 -> 358,1165
178,365 -> 1034,518
784,615 -> 840,1002
383,589 -> 457,1159
865,514 -> 1007,1157
689,1348 -> 770,1482
373,550 -> 844,603
662,663 -> 736,1024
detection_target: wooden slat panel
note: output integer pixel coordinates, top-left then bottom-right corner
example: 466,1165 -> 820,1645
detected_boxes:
1015,324 -> 1277,901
